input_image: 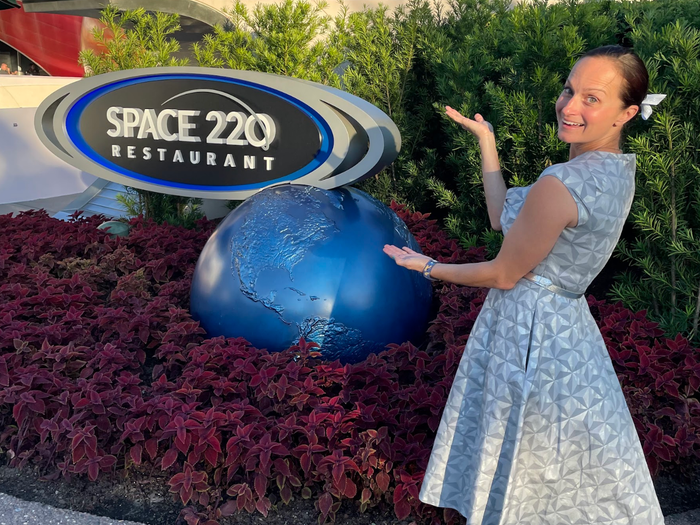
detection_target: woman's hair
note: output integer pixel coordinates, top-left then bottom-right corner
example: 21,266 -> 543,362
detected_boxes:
581,45 -> 649,108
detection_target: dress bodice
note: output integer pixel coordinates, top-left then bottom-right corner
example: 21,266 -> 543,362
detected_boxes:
499,151 -> 636,294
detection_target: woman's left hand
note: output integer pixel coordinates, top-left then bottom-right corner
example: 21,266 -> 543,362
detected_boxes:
383,245 -> 432,273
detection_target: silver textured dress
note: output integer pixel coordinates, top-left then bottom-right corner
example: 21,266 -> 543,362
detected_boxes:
418,151 -> 665,525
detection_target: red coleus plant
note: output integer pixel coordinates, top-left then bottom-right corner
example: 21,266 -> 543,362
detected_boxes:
0,206 -> 698,525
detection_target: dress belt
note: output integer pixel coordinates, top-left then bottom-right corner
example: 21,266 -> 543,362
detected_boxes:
522,272 -> 584,299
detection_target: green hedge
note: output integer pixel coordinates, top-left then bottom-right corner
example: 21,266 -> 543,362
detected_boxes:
339,0 -> 700,340
81,0 -> 700,340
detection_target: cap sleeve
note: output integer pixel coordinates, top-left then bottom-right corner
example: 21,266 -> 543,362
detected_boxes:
538,162 -> 596,227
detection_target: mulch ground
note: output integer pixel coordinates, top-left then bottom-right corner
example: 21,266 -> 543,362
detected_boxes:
2,455 -> 700,525
0,459 -> 413,525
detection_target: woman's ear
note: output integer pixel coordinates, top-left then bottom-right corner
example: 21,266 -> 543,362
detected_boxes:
616,105 -> 639,127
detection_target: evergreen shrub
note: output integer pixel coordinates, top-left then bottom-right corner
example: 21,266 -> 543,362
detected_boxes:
610,12 -> 700,341
367,0 -> 700,338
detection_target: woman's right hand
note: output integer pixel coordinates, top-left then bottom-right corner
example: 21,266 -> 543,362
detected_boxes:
445,106 -> 494,143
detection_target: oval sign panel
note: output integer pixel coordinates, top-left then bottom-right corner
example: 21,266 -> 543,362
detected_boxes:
35,68 -> 401,199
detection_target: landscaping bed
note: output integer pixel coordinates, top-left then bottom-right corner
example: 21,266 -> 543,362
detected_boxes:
2,208 -> 700,525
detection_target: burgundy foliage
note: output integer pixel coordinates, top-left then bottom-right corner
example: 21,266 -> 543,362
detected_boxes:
0,206 -> 698,525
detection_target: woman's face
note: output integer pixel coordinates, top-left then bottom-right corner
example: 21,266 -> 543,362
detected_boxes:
555,56 -> 638,152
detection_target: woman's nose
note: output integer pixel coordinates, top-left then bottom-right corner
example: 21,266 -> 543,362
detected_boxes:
561,96 -> 581,115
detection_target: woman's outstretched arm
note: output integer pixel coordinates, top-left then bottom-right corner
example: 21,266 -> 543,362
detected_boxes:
445,106 -> 506,230
384,175 -> 578,289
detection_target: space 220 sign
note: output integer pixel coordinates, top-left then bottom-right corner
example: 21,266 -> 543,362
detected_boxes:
34,68 -> 401,199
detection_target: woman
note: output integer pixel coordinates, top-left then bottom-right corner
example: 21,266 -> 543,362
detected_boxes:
384,46 -> 665,524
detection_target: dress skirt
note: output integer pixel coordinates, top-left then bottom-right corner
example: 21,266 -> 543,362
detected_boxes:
418,280 -> 665,525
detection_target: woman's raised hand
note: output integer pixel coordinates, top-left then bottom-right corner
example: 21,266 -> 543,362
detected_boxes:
445,106 -> 494,142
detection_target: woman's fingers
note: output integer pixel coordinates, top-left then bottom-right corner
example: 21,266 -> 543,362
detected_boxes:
384,245 -> 418,257
445,106 -> 469,122
383,244 -> 405,254
445,106 -> 486,134
383,245 -> 429,272
383,245 -> 412,262
445,107 -> 463,124
445,107 -> 495,140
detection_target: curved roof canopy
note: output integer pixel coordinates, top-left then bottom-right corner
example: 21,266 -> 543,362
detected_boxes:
0,0 -> 20,10
21,0 -> 229,28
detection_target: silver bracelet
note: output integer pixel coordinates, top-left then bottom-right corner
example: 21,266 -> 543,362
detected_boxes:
422,259 -> 439,281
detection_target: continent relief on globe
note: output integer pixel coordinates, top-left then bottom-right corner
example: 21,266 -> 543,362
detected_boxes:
190,184 -> 432,363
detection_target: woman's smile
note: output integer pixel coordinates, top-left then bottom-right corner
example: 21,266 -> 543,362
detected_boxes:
561,118 -> 584,128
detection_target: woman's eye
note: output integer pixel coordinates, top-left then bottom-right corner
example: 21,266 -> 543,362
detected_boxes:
587,96 -> 598,103
562,87 -> 572,95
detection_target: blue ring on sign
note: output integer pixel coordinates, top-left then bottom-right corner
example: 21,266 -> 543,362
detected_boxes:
64,74 -> 334,191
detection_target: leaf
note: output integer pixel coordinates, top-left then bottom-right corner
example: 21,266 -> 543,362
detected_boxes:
204,447 -> 218,468
130,444 -> 143,466
376,470 -> 390,493
162,448 -> 178,470
288,475 -> 302,488
342,477 -> 357,499
87,461 -> 100,482
180,486 -> 193,506
394,497 -> 412,520
318,492 -> 333,518
255,496 -> 271,517
361,488 -> 372,504
332,464 -> 345,486
220,501 -> 238,517
393,484 -> 405,504
145,438 -> 159,461
655,445 -> 672,462
74,398 -> 91,410
254,472 -> 267,499
280,485 -> 292,505
0,359 -> 10,387
175,436 -> 190,455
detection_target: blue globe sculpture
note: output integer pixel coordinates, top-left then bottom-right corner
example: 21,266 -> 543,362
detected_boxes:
190,184 -> 432,363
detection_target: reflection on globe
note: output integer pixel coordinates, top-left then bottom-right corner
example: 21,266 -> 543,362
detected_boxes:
190,184 -> 432,363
